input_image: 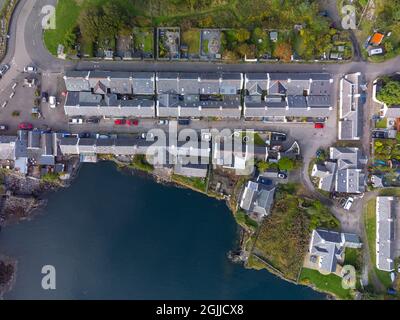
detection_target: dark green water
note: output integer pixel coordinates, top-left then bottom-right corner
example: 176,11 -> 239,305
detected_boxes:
0,162 -> 322,299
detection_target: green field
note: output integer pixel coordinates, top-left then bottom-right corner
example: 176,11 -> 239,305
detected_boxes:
43,0 -> 81,55
299,268 -> 353,300
181,29 -> 201,55
133,27 -> 154,53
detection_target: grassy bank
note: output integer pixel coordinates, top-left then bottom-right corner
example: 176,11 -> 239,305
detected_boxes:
171,174 -> 207,193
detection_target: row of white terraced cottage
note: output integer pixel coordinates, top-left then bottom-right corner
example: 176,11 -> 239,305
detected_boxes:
63,71 -> 334,121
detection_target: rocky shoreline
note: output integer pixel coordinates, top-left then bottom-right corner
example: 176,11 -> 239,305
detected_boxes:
0,158 -> 80,297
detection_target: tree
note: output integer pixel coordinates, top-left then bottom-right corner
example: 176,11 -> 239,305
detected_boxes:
256,160 -> 269,172
377,81 -> 400,106
278,157 -> 295,171
235,29 -> 250,43
274,42 -> 292,62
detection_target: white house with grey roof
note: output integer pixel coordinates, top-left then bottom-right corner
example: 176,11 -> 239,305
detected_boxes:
63,71 -> 155,118
309,229 -> 362,274
156,72 -> 243,118
244,73 -> 334,121
311,147 -> 367,194
240,177 -> 276,219
339,73 -> 362,140
376,196 -> 398,272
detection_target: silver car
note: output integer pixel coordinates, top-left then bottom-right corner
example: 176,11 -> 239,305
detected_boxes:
0,64 -> 10,76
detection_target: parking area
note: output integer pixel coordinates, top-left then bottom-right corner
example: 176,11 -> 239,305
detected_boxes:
0,71 -> 68,133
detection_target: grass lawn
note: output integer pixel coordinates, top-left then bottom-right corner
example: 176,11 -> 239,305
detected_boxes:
133,27 -> 154,53
299,268 -> 353,300
182,29 -> 200,55
43,0 -> 81,55
240,131 -> 266,147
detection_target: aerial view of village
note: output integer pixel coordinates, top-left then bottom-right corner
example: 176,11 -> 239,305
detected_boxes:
0,0 -> 400,305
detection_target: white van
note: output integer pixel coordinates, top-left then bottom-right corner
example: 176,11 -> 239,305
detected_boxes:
343,197 -> 354,211
369,48 -> 383,56
49,96 -> 56,108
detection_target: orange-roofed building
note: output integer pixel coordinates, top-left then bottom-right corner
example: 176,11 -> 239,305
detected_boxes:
369,32 -> 385,46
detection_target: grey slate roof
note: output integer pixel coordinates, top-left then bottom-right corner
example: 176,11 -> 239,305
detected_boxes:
240,180 -> 276,216
376,196 -> 398,272
309,229 -> 361,274
384,106 -> 400,118
26,131 -> 56,165
244,73 -> 333,118
156,72 -> 243,95
339,73 -> 362,140
311,162 -> 337,192
59,137 -> 211,159
64,71 -> 155,118
64,92 -> 155,118
330,147 -> 366,194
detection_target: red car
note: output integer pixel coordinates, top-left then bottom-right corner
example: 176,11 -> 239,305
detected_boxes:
114,119 -> 126,125
18,122 -> 33,130
314,123 -> 324,129
127,119 -> 139,126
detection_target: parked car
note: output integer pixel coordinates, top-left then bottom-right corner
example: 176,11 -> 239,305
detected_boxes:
0,125 -> 8,131
78,133 -> 90,139
0,64 -> 10,76
96,134 -> 110,139
277,172 -> 287,179
127,119 -> 139,126
41,92 -> 48,103
114,119 -> 126,125
271,132 -> 286,141
49,96 -> 56,108
158,119 -> 169,125
23,66 -> 37,73
178,118 -> 190,125
372,130 -> 386,139
18,122 -> 33,130
68,118 -> 83,124
314,123 -> 324,129
343,197 -> 354,210
141,132 -> 154,139
86,117 -> 100,124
